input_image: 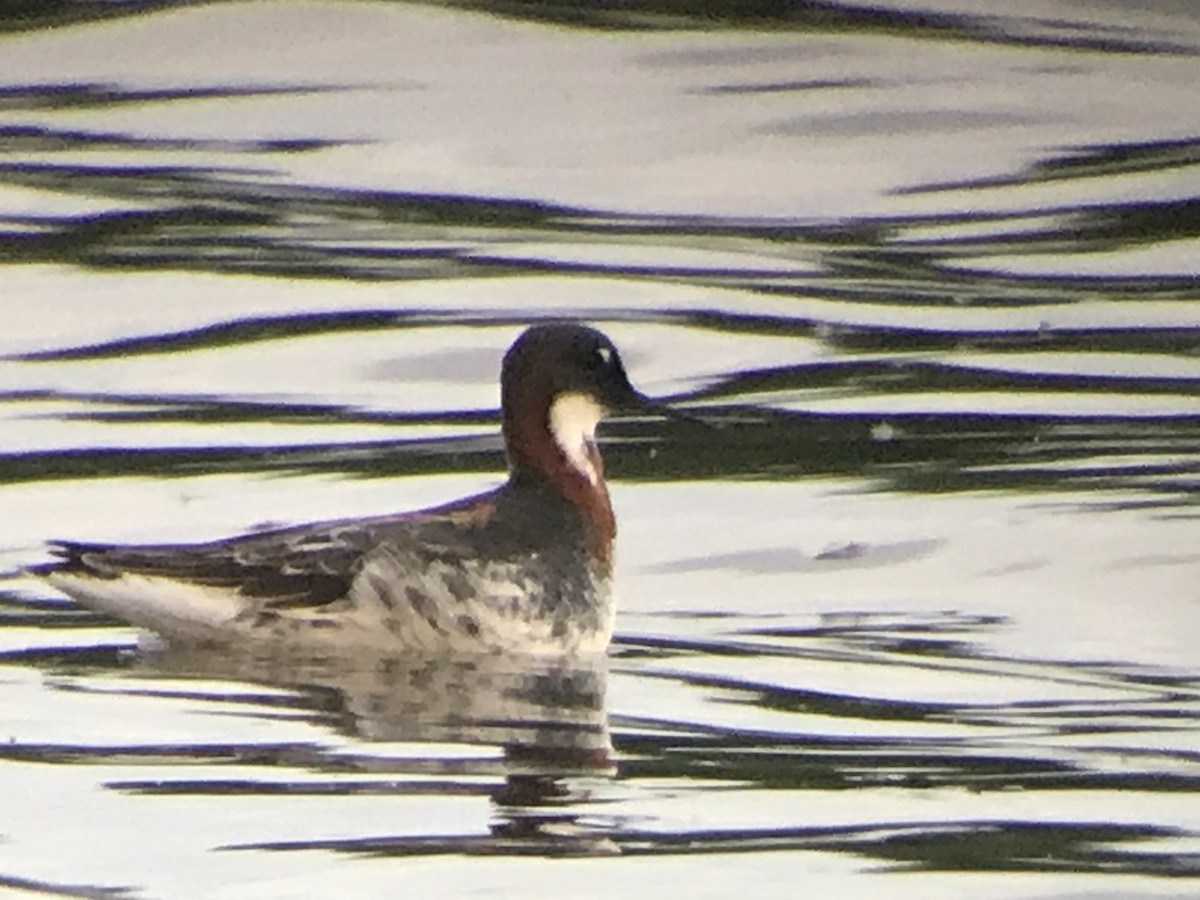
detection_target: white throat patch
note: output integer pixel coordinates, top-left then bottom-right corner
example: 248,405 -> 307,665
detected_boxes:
549,392 -> 604,485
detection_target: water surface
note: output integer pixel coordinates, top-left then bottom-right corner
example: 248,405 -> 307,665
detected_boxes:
0,2 -> 1198,897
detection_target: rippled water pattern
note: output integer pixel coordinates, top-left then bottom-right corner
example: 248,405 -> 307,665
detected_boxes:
0,1 -> 1198,897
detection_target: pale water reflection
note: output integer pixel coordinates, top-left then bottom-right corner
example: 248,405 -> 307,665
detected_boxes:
0,0 -> 1199,898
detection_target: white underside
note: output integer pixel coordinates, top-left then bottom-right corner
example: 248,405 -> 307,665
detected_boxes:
549,392 -> 603,485
47,572 -> 243,641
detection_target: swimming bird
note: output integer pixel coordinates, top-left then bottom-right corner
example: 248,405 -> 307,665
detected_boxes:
36,324 -> 658,656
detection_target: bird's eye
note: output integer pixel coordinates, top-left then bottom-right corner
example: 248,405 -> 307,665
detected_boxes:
593,346 -> 613,369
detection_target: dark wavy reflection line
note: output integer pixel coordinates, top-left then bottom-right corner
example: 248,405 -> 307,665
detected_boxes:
436,0 -> 1200,55
223,818 -> 1198,875
612,725 -> 1200,791
2,0 -> 1199,56
105,778 -> 497,797
0,81 -> 354,111
12,311 -> 409,361
0,1 -> 176,34
899,135 -> 1200,193
0,872 -> 134,900
4,154 -> 1200,305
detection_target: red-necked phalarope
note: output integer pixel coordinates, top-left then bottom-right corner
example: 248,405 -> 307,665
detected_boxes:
36,324 -> 660,656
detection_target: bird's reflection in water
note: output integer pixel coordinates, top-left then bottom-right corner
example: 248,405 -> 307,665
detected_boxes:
139,644 -> 616,857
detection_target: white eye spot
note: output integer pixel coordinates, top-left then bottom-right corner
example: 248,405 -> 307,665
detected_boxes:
596,347 -> 612,366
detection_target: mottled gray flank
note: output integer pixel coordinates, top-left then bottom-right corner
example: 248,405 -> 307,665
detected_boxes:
350,542 -> 612,655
